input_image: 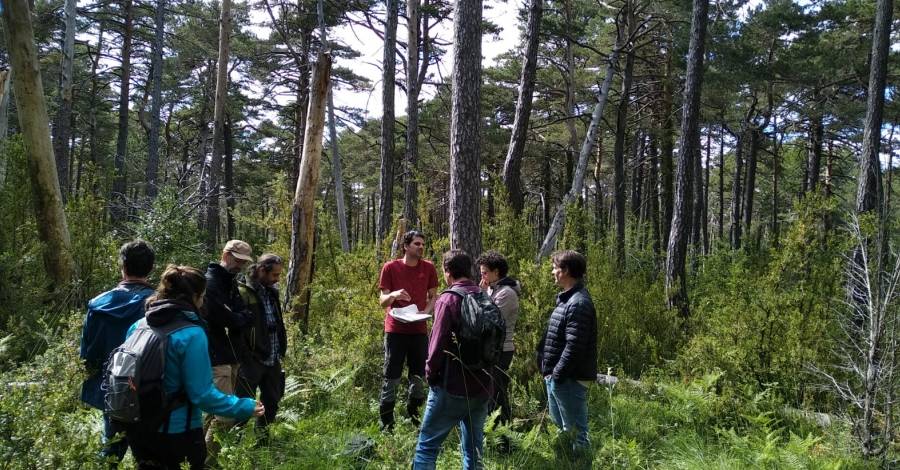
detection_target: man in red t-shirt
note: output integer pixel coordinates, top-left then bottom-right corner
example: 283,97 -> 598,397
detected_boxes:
378,230 -> 439,431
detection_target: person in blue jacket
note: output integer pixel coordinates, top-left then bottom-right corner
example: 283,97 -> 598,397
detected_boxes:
125,265 -> 264,469
80,240 -> 156,464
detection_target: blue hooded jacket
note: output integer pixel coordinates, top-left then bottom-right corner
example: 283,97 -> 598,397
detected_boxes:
80,281 -> 155,409
127,299 -> 256,433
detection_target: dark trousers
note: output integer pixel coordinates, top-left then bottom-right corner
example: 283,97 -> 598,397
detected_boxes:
236,360 -> 285,428
381,332 -> 428,404
127,428 -> 206,470
491,350 -> 514,425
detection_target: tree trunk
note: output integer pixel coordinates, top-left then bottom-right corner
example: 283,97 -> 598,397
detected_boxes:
2,0 -> 76,287
806,104 -> 823,195
292,30 -> 311,183
659,47 -> 675,252
855,0 -> 891,216
665,0 -> 708,317
52,0 -> 76,201
449,0 -> 483,261
538,45 -> 621,261
730,131 -> 744,249
319,0 -> 349,252
742,129 -> 759,235
110,0 -> 133,223
771,116 -> 779,246
691,127 -> 704,252
718,124 -> 724,240
224,116 -> 235,239
702,130 -> 710,253
403,0 -> 420,225
285,54 -> 331,324
593,132 -> 605,240
87,23 -> 104,171
613,37 -> 634,269
648,135 -> 661,256
146,0 -> 165,199
377,0 -> 398,249
0,68 -> 10,189
562,0 -> 577,193
206,0 -> 232,247
501,0 -> 542,216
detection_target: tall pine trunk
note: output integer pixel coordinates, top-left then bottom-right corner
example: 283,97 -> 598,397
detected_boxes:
613,29 -> 635,270
52,0 -> 76,201
403,0 -> 420,225
146,0 -> 165,199
501,0 -> 542,215
110,0 -> 133,223
2,0 -> 76,287
855,0 -> 891,216
377,0 -> 398,249
665,0 -> 708,317
449,0 -> 483,261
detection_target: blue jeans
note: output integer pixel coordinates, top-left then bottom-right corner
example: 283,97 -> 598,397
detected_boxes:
412,386 -> 489,470
101,413 -> 128,463
545,377 -> 590,450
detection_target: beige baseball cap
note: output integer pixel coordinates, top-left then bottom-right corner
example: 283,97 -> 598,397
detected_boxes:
224,239 -> 254,262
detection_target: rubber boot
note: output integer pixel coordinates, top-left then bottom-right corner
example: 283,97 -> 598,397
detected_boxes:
379,401 -> 396,433
406,397 -> 425,427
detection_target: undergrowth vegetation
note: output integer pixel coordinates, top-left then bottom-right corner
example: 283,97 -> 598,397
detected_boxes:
0,153 -> 891,467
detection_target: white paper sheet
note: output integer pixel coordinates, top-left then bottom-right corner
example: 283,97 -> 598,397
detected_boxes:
389,304 -> 432,323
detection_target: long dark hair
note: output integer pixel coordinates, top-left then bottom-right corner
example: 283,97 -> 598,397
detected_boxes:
149,264 -> 206,305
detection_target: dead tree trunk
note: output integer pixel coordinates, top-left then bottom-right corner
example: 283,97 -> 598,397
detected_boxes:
538,44 -> 622,261
449,0 -> 483,261
206,0 -> 232,247
501,0 -> 542,216
2,0 -> 76,287
377,0 -> 398,249
665,0 -> 708,317
285,54 -> 331,326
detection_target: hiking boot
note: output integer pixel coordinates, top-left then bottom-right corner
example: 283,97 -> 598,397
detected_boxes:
406,397 -> 424,427
379,401 -> 395,432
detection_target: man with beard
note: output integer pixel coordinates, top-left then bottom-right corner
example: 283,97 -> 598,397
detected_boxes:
377,230 -> 439,431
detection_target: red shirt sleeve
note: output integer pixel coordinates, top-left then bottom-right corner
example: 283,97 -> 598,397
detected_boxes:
378,261 -> 393,292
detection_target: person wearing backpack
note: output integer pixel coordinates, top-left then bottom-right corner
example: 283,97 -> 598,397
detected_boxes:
235,254 -> 287,433
412,250 -> 494,470
80,240 -> 156,465
121,265 -> 263,469
476,251 -> 521,431
537,250 -> 597,463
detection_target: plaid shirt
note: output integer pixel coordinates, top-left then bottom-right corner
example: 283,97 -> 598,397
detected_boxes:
256,284 -> 281,367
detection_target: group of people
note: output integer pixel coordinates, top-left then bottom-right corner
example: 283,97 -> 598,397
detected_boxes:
380,231 -> 598,469
80,240 -> 288,468
79,231 -> 599,469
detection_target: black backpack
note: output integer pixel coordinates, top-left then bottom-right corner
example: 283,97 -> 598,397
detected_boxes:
443,287 -> 506,370
103,317 -> 195,432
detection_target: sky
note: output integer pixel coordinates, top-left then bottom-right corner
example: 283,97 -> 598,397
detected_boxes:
247,0 -> 523,123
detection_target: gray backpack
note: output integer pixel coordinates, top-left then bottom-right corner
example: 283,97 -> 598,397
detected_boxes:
104,318 -> 194,432
443,287 -> 506,370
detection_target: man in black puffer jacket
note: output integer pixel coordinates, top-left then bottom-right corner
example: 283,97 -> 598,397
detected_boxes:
538,250 -> 597,461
